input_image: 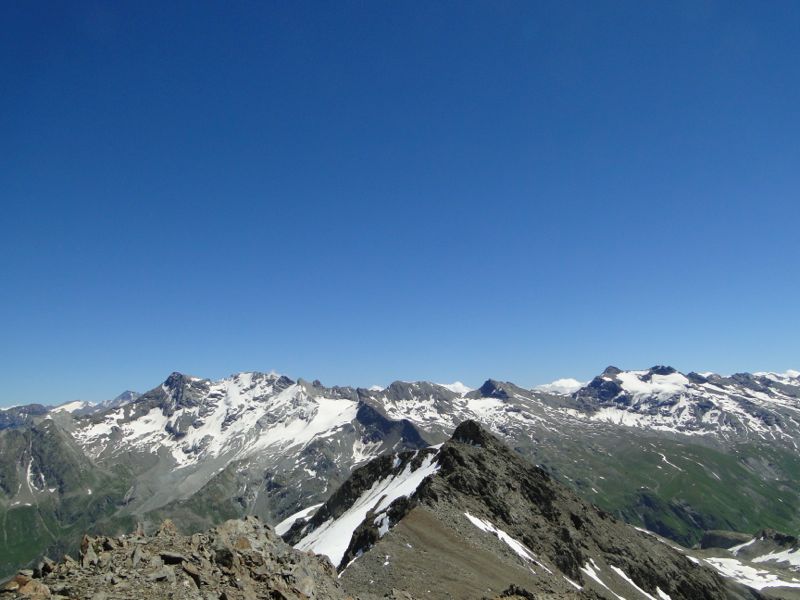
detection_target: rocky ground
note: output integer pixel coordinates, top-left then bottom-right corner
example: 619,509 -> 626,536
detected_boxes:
0,518 -> 348,600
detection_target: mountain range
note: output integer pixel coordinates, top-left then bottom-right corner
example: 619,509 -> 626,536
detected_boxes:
1,365 -> 799,596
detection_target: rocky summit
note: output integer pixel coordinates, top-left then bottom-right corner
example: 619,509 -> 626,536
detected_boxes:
0,517 -> 347,600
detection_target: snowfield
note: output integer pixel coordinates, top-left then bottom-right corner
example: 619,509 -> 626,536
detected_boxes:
296,450 -> 441,568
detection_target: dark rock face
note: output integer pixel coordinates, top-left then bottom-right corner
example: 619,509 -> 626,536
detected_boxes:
0,405 -> 50,431
648,365 -> 677,377
476,380 -> 510,400
468,380 -> 531,401
1,518 -> 347,600
450,419 -> 496,447
159,372 -> 207,413
756,528 -> 798,547
383,381 -> 458,404
577,376 -> 624,404
355,402 -> 430,448
701,530 -> 754,550
687,371 -> 710,384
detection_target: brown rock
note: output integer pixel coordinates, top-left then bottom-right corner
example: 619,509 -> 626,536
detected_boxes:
181,562 -> 204,587
81,543 -> 99,568
17,579 -> 51,599
234,537 -> 251,551
156,520 -> 178,538
146,566 -> 175,583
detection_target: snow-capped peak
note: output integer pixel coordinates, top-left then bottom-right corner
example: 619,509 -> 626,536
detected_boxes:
438,381 -> 473,395
535,378 -> 586,395
51,400 -> 94,414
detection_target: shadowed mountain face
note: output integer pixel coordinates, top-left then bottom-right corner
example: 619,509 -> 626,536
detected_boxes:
287,420 -> 764,600
1,366 -> 798,587
0,418 -> 134,578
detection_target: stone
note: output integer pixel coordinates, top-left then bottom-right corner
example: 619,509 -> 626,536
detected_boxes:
131,545 -> 146,568
80,537 -> 99,569
146,566 -> 175,583
233,537 -> 251,551
17,580 -> 51,599
156,520 -> 178,538
159,551 -> 187,565
181,562 -> 203,587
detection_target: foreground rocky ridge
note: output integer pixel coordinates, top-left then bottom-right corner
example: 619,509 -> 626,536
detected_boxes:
1,518 -> 347,600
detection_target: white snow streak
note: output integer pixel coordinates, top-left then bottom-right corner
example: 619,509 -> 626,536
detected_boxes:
274,503 -> 323,536
296,451 -> 440,567
464,513 -> 552,574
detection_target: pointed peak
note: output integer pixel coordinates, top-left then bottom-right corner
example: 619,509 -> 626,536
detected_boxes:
437,381 -> 473,395
163,372 -> 190,388
477,379 -> 509,399
449,419 -> 496,447
535,377 -> 585,395
686,371 -> 709,384
386,380 -> 414,391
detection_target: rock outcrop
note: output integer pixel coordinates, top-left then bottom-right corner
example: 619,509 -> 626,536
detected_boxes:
1,517 -> 348,600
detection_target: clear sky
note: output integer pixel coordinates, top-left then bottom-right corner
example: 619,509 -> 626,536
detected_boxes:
2,2 -> 798,406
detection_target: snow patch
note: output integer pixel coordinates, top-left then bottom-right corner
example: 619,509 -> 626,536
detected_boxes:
617,371 -> 690,400
563,576 -> 582,590
274,503 -> 323,536
609,565 -> 659,600
51,400 -> 92,414
752,547 -> 800,570
438,381 -> 473,395
464,513 -> 552,574
704,557 -> 800,590
729,538 -> 757,555
580,559 -> 625,600
295,450 -> 440,567
536,378 -> 585,395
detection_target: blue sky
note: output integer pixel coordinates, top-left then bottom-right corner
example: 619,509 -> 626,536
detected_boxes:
2,2 -> 798,406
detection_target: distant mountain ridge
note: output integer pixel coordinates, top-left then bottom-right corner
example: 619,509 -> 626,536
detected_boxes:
1,365 -> 798,590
